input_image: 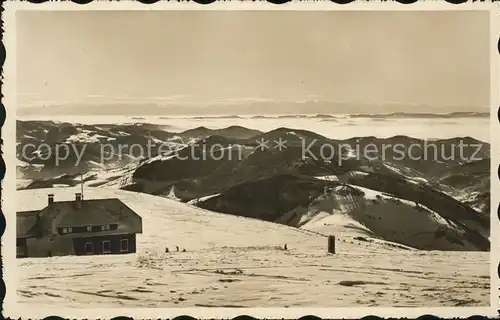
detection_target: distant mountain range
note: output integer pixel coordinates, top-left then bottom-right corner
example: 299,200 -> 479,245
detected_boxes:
171,112 -> 489,120
16,120 -> 491,252
17,101 -> 489,117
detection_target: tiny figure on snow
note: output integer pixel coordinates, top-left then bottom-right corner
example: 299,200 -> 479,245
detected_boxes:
165,247 -> 169,253
284,244 -> 288,251
176,246 -> 179,252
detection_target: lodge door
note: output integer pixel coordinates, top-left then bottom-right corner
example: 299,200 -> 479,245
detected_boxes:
73,237 -> 97,256
85,242 -> 94,255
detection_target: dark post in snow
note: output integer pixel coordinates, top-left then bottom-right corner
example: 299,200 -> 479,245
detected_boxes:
328,235 -> 336,254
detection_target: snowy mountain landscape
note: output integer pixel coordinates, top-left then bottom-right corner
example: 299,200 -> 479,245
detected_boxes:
17,187 -> 489,308
15,115 -> 491,307
10,6 -> 495,315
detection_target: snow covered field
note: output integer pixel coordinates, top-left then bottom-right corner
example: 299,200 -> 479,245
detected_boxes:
16,187 -> 490,308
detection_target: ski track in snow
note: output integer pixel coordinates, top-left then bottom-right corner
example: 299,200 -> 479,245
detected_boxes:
16,187 -> 489,308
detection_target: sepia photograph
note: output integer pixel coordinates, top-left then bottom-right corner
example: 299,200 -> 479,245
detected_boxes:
4,4 -> 496,318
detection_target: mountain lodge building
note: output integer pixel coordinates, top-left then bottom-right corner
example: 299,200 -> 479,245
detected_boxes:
16,193 -> 143,258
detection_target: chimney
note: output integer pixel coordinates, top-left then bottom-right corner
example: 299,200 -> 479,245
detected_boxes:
48,194 -> 54,206
75,193 -> 82,209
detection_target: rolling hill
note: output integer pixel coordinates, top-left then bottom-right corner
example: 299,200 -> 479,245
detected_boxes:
16,121 -> 491,252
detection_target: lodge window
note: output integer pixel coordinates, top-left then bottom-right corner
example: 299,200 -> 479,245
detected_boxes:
100,224 -> 118,231
58,224 -> 118,235
120,239 -> 129,252
85,242 -> 93,255
102,240 -> 111,253
59,227 -> 73,235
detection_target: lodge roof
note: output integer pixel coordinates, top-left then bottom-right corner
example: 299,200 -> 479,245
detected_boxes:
51,198 -> 129,227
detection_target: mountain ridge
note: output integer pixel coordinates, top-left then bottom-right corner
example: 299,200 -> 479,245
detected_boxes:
18,101 -> 489,117
16,120 -> 491,252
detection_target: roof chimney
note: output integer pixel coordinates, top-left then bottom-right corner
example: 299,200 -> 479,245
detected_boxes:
48,194 -> 54,206
75,193 -> 82,209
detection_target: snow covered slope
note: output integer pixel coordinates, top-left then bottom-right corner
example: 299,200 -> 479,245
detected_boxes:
16,187 -> 489,308
295,184 -> 481,251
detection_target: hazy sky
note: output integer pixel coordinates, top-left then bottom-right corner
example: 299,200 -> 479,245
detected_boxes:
17,10 -> 489,110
